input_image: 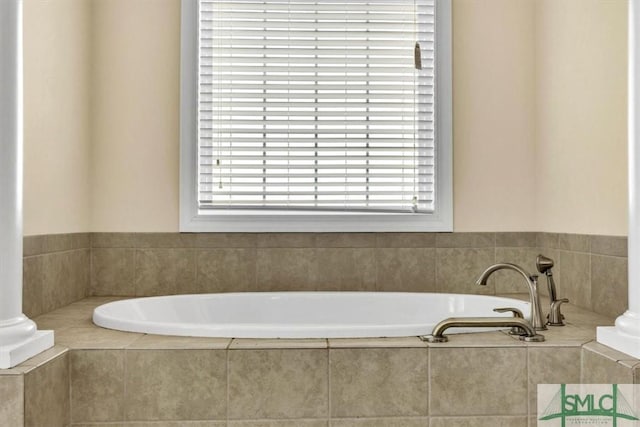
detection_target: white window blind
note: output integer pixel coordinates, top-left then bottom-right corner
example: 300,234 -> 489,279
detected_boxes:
197,0 -> 435,213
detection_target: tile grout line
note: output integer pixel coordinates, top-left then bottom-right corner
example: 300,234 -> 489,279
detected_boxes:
122,348 -> 127,422
427,345 -> 431,421
67,351 -> 72,425
226,345 -> 230,423
526,345 -> 530,420
326,343 -> 331,422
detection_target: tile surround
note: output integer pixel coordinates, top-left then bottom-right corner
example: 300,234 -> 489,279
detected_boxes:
430,347 -> 528,416
23,233 -> 90,318
3,297 -> 640,426
329,348 -> 429,417
70,350 -> 125,423
14,232 -> 633,424
20,232 -> 629,329
23,350 -> 69,427
228,349 -> 328,419
125,349 -> 227,421
0,375 -> 24,426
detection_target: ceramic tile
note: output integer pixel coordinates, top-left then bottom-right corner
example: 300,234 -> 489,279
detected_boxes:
590,235 -> 627,257
430,347 -> 527,416
35,304 -> 95,330
229,421 -> 328,427
135,248 -> 196,296
330,418 -> 428,427
70,350 -> 125,423
257,233 -> 316,248
195,248 -> 257,293
24,351 -> 69,427
229,339 -> 327,349
429,417 -> 528,427
330,348 -> 428,417
193,233 -> 257,248
23,234 -> 45,256
91,248 -> 135,296
436,248 -> 494,294
42,251 -> 80,312
591,254 -> 627,318
527,347 -> 581,416
40,234 -> 75,254
55,326 -> 142,349
375,233 -> 436,248
42,233 -> 90,253
18,345 -> 69,370
312,248 -> 376,291
436,233 -> 494,248
495,232 -> 537,248
376,248 -> 436,292
256,248 -> 316,290
581,345 -> 636,383
557,250 -> 591,310
0,376 -> 24,426
558,234 -> 591,253
91,233 -> 138,248
424,331 -> 525,348
71,422 -> 226,427
315,233 -> 376,248
536,233 -> 559,250
128,334 -> 231,349
493,247 -> 540,294
125,349 -> 227,421
228,349 -> 328,419
582,341 -> 639,363
524,323 -> 594,347
328,337 -> 427,348
23,255 -> 44,318
133,233 -> 196,248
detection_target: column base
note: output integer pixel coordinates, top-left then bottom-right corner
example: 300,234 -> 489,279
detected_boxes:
0,330 -> 54,369
597,326 -> 640,359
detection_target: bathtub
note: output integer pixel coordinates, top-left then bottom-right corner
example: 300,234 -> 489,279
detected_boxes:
92,292 -> 530,339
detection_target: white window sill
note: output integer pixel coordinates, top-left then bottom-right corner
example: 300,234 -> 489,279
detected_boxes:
180,210 -> 453,232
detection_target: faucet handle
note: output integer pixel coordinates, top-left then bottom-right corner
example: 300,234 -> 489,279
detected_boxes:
494,307 -> 525,335
493,307 -> 524,318
547,298 -> 569,326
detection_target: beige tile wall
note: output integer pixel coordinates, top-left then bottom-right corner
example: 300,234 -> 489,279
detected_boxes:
21,232 -> 628,320
4,297 -> 640,427
24,351 -> 69,427
89,231 -> 534,296
23,233 -> 90,318
8,338 -> 632,426
537,233 -> 628,318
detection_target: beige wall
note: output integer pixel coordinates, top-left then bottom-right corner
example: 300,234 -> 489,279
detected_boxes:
87,0 -> 540,232
23,0 -> 629,235
23,0 -> 92,235
534,0 -> 628,236
452,0 -> 536,231
90,0 -> 181,232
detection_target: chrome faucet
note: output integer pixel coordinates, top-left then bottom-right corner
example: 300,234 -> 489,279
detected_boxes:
536,254 -> 569,326
475,263 -> 547,330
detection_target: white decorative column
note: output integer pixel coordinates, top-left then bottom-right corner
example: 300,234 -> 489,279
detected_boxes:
0,0 -> 53,369
597,0 -> 640,359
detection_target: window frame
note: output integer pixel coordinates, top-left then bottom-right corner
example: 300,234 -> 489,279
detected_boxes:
179,0 -> 452,232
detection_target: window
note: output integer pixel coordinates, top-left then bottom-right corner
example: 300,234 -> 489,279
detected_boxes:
180,0 -> 451,232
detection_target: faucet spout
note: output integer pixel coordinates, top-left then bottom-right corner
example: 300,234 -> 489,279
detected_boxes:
422,316 -> 545,343
475,263 -> 547,331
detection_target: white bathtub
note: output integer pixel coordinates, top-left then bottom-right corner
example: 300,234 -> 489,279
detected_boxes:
92,292 -> 530,339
